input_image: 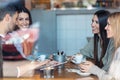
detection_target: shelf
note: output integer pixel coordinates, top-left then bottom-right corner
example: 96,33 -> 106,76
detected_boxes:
29,0 -> 119,9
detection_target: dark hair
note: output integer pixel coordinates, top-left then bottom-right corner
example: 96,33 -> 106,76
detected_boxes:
17,6 -> 32,25
14,6 -> 32,31
0,3 -> 18,21
94,10 -> 110,68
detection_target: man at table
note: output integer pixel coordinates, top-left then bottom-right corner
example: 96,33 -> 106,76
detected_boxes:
0,3 -> 50,78
0,3 -> 19,77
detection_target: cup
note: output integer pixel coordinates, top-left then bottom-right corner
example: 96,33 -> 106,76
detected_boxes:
72,54 -> 86,64
53,53 -> 66,68
38,55 -> 46,61
43,67 -> 54,78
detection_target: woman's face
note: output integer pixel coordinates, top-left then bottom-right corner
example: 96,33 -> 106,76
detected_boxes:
16,12 -> 30,30
91,15 -> 100,34
105,19 -> 113,38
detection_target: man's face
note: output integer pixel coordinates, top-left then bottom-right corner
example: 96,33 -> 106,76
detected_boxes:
7,12 -> 18,32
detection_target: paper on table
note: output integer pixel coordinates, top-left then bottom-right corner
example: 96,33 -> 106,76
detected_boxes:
40,61 -> 68,70
17,60 -> 49,78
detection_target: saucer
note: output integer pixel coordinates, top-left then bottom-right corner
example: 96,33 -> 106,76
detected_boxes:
77,70 -> 91,76
66,68 -> 91,76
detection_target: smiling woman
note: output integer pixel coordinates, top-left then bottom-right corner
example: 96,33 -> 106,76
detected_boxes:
91,15 -> 99,34
2,6 -> 39,61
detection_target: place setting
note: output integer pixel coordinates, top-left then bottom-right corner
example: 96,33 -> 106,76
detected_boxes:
66,53 -> 91,77
36,52 -> 92,79
38,51 -> 69,79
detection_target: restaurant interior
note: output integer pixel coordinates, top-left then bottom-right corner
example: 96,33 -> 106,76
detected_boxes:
0,0 -> 120,80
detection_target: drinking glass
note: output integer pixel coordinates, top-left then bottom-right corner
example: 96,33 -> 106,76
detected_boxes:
43,67 -> 54,78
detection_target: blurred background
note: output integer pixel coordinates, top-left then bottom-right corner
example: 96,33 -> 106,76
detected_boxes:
0,0 -> 119,10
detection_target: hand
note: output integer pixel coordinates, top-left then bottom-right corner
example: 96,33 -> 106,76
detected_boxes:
41,59 -> 50,65
78,61 -> 94,73
70,55 -> 75,60
30,59 -> 50,69
49,54 -> 53,60
17,60 -> 50,77
47,60 -> 61,66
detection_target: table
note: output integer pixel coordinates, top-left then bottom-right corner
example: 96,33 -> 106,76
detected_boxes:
1,62 -> 98,80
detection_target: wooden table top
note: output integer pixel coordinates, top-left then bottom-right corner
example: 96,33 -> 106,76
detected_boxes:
1,62 -> 98,80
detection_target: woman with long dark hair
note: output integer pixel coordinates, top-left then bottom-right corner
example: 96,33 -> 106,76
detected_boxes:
93,10 -> 110,68
14,6 -> 32,31
75,10 -> 114,71
78,12 -> 120,80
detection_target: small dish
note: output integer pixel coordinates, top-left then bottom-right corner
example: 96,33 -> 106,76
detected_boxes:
66,68 -> 91,76
77,70 -> 91,76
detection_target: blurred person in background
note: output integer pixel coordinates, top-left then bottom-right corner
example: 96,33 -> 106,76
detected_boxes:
14,6 -> 39,60
0,3 -> 19,77
0,3 -> 56,78
2,6 -> 39,61
1,5 -> 60,77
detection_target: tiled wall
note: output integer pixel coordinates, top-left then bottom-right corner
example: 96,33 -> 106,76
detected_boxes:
31,9 -> 94,56
57,14 -> 93,55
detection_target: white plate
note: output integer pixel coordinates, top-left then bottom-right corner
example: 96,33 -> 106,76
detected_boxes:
66,69 -> 91,76
77,70 -> 91,76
